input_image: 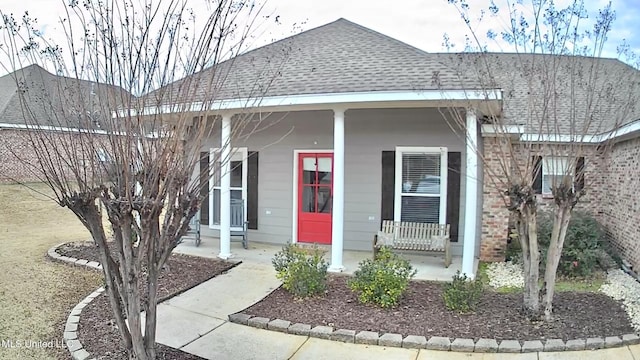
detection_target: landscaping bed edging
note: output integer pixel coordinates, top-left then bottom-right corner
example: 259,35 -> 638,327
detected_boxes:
47,243 -> 103,360
229,312 -> 640,352
48,242 -> 102,271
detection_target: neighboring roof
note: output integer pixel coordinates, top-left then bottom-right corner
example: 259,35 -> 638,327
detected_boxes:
431,52 -> 640,134
149,18 -> 640,135
0,64 -> 131,130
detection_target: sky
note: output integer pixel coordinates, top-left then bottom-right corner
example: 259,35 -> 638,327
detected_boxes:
1,0 -> 639,75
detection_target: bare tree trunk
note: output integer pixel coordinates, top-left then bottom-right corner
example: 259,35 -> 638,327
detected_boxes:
518,204 -> 541,319
80,205 -> 133,350
143,218 -> 160,359
542,206 -> 572,320
120,220 -> 148,360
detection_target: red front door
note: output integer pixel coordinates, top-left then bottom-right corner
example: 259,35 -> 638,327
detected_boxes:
297,153 -> 333,244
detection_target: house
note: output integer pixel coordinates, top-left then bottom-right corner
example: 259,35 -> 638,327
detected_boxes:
0,64 -> 131,183
5,18 -> 639,278
139,18 -> 640,277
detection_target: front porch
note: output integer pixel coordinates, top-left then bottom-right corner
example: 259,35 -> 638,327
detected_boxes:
174,237 -> 477,281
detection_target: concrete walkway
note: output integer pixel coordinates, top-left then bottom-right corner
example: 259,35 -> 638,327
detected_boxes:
152,257 -> 640,360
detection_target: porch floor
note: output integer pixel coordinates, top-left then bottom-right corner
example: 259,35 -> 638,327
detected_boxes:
174,236 -> 476,281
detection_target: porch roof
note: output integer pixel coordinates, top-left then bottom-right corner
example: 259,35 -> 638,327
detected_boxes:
143,19 -> 493,106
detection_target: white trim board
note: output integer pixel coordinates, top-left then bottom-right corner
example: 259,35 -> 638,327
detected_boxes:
291,149 -> 334,244
481,120 -> 640,144
118,89 -> 503,117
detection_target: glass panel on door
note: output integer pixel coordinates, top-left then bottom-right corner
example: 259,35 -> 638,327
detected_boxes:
302,157 -> 317,184
317,187 -> 332,213
302,186 -> 316,213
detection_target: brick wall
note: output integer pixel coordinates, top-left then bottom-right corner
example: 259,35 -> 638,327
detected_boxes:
479,139 -> 607,262
0,129 -> 42,183
0,128 -> 111,183
480,137 -> 512,261
601,137 -> 640,269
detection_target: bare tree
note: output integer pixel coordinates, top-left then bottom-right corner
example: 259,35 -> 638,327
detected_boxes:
0,0 -> 289,358
442,0 -> 640,320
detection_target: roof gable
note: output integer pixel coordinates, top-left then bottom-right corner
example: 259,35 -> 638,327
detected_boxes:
0,64 -> 132,130
151,18 -> 472,104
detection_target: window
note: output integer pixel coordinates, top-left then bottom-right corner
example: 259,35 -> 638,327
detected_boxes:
394,147 -> 447,224
542,156 -> 572,195
210,147 -> 247,229
96,148 -> 111,162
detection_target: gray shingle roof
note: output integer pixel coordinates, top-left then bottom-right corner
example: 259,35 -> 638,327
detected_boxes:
431,53 -> 640,134
149,18 -> 640,134
0,64 -> 130,130
4,19 -> 636,135
147,18 -> 479,106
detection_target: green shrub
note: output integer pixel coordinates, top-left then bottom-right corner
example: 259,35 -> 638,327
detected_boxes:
443,271 -> 484,313
538,211 -> 604,277
272,244 -> 328,298
348,247 -> 416,308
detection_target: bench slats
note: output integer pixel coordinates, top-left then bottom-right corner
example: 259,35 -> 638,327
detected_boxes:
375,220 -> 451,267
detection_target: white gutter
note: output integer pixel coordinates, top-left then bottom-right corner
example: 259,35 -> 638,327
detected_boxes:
481,120 -> 640,144
118,89 -> 503,117
0,122 -> 162,138
0,122 -> 114,135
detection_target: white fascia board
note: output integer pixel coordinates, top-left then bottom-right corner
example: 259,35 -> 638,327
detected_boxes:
518,133 -> 600,143
0,122 -> 114,135
123,89 -> 503,117
482,120 -> 640,143
481,124 -> 524,136
0,122 -> 162,139
597,119 -> 640,142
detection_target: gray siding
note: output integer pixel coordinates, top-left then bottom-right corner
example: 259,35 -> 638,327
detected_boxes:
202,107 -> 469,253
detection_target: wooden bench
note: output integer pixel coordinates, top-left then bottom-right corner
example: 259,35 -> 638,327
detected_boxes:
373,220 -> 451,267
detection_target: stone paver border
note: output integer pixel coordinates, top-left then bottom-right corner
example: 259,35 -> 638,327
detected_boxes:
49,241 -> 640,356
48,243 -> 104,360
230,311 -> 640,353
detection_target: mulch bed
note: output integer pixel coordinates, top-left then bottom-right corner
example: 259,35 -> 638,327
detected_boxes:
57,242 -> 236,360
243,275 -> 634,341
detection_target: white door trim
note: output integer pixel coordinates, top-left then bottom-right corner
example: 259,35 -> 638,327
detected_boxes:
291,149 -> 334,244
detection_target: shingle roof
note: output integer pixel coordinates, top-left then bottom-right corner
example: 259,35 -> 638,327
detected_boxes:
431,52 -> 640,134
0,64 -> 131,130
150,18 -> 640,134
147,18 -> 479,105
7,19 -> 635,135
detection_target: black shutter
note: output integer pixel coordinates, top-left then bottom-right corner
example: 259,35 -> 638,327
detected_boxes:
446,152 -> 461,242
380,151 -> 395,228
575,156 -> 585,192
199,151 -> 209,224
247,151 -> 259,230
532,156 -> 543,194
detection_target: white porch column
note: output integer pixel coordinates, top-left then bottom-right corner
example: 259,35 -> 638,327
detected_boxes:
462,109 -> 478,278
328,109 -> 345,272
218,114 -> 232,259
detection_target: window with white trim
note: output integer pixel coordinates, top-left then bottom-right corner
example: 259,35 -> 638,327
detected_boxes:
542,156 -> 572,195
394,147 -> 447,224
210,147 -> 247,229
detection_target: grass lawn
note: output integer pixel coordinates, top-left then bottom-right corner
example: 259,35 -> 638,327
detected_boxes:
0,183 -> 102,360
